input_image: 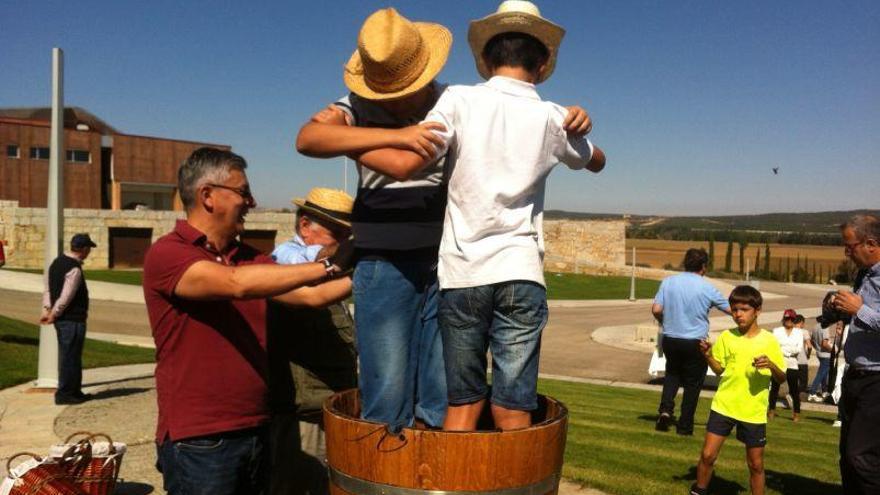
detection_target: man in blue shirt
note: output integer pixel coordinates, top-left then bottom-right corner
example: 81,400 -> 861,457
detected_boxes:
831,214 -> 880,493
268,187 -> 355,495
652,248 -> 731,435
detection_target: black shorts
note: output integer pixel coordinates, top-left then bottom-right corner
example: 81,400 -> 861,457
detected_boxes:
706,410 -> 767,448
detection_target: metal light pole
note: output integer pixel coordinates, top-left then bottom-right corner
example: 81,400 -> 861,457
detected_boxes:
629,246 -> 637,301
36,48 -> 64,388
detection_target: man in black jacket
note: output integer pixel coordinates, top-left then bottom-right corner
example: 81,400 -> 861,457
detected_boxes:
40,233 -> 96,405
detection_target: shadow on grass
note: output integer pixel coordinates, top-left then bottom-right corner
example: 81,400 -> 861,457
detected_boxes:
675,466 -> 842,494
765,470 -> 842,495
674,466 -> 745,494
115,481 -> 154,494
0,334 -> 39,346
803,415 -> 835,425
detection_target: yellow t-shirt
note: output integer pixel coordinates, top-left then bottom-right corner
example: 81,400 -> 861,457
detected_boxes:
710,328 -> 786,424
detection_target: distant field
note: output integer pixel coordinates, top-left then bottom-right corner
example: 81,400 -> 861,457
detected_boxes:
626,239 -> 847,278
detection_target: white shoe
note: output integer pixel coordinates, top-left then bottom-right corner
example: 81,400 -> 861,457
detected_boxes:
808,394 -> 820,402
832,420 -> 842,428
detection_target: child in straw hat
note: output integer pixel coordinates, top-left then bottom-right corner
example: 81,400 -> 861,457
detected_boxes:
296,8 -> 455,432
337,1 -> 606,432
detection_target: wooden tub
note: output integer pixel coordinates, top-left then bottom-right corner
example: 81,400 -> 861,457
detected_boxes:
323,389 -> 568,495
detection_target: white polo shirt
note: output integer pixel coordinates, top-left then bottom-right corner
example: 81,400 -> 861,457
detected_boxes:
423,76 -> 595,289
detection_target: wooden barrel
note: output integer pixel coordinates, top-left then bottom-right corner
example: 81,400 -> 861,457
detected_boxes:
323,389 -> 568,495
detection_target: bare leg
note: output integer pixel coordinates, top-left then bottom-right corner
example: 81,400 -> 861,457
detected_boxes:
443,400 -> 486,431
491,404 -> 531,431
696,432 -> 727,490
745,446 -> 765,495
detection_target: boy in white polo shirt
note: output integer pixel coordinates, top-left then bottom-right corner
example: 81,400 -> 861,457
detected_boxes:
354,0 -> 606,431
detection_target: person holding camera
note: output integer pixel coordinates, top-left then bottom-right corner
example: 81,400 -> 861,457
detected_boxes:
831,214 -> 880,494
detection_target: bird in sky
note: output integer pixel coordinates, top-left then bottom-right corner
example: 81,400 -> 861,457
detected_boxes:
772,167 -> 779,175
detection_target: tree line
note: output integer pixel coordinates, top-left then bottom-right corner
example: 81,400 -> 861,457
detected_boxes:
628,226 -> 842,246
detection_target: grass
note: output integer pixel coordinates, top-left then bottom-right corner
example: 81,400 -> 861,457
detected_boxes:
11,268 -> 658,300
538,378 -> 841,495
545,272 -> 661,300
8,268 -> 143,286
0,314 -> 155,389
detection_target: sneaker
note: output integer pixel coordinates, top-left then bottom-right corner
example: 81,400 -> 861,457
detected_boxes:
676,428 -> 694,436
807,394 -> 820,403
832,420 -> 842,428
782,394 -> 793,409
689,483 -> 708,495
655,412 -> 672,432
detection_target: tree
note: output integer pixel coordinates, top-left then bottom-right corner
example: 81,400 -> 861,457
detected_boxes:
754,247 -> 762,278
708,235 -> 715,271
738,240 -> 749,274
724,241 -> 733,273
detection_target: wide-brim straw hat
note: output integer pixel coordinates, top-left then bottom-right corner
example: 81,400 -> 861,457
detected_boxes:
468,0 -> 565,83
292,188 -> 354,228
344,8 -> 452,101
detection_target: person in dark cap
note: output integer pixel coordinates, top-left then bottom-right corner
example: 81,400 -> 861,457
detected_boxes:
40,233 -> 97,405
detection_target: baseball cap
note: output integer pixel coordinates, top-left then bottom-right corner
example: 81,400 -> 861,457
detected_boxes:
71,233 -> 97,249
782,309 -> 797,320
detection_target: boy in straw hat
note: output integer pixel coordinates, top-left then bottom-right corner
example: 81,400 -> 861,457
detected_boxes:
268,187 -> 356,495
296,7 -> 592,432
338,0 -> 606,431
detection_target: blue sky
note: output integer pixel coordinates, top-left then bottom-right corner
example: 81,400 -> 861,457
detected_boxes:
2,1 -> 877,215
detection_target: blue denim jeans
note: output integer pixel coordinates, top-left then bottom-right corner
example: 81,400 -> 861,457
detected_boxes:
439,281 -> 548,411
353,259 -> 447,431
810,356 -> 831,395
156,428 -> 268,495
54,320 -> 86,401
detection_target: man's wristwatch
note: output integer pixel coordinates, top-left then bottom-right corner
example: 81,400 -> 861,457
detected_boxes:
321,258 -> 339,279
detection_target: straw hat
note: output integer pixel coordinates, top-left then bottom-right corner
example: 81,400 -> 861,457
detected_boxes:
292,188 -> 354,228
468,0 -> 565,83
344,8 -> 452,101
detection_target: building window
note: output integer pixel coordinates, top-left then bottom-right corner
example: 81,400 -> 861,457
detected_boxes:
6,145 -> 19,159
29,147 -> 50,160
66,149 -> 91,163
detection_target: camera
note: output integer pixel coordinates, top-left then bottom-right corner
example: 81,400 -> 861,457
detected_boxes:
818,291 -> 852,328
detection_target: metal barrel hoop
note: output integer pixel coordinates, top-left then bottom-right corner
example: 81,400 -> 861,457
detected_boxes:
330,467 -> 561,495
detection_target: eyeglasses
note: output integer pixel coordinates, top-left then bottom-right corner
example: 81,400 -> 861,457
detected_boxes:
208,183 -> 255,205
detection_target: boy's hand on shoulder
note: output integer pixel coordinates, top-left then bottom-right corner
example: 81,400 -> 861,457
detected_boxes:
563,106 -> 592,138
392,122 -> 447,159
310,105 -> 349,126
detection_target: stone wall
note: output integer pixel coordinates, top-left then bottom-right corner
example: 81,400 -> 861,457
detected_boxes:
0,202 -> 629,273
0,201 -> 295,269
542,219 -> 627,275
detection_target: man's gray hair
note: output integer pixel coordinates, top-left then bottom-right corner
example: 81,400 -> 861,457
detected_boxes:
841,214 -> 880,242
178,147 -> 247,211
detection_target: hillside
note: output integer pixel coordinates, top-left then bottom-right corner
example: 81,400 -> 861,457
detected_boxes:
544,209 -> 880,245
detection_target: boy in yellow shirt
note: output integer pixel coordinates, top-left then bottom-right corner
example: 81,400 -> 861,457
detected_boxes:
691,286 -> 786,495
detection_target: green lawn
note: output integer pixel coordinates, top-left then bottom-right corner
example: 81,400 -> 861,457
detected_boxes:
545,272 -> 661,300
538,379 -> 841,495
8,268 -> 143,286
12,268 -> 659,300
0,314 -> 155,389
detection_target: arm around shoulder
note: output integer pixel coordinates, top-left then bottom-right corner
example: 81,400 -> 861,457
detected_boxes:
173,260 -> 327,301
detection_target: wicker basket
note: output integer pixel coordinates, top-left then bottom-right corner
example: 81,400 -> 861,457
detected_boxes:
49,432 -> 126,495
1,452 -> 85,495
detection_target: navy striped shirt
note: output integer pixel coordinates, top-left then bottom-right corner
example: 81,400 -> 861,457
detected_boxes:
334,83 -> 449,256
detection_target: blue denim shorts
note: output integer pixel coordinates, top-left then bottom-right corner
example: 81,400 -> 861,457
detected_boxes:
439,281 -> 547,411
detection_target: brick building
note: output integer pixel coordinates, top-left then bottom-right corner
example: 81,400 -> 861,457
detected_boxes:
0,107 -> 229,211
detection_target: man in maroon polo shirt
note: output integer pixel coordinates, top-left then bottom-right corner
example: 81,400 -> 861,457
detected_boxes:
143,147 -> 353,495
